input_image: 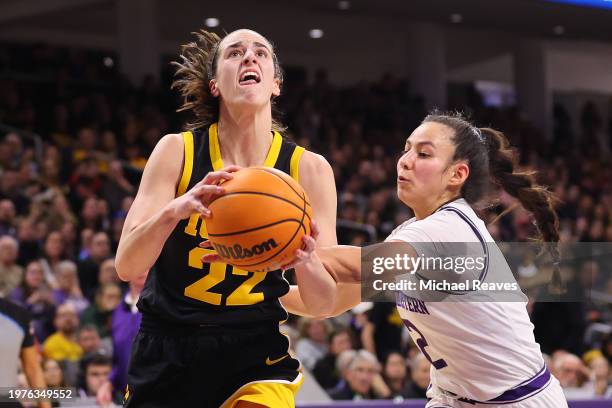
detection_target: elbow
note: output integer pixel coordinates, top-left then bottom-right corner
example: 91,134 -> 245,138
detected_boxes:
115,255 -> 132,282
304,296 -> 336,319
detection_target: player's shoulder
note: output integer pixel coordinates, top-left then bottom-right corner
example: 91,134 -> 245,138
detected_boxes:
145,133 -> 185,164
387,200 -> 477,242
299,150 -> 333,178
157,133 -> 184,149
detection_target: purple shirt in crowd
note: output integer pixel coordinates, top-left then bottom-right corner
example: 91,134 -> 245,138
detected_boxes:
110,293 -> 141,393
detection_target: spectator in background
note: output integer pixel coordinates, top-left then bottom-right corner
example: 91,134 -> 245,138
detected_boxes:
78,231 -> 111,300
17,217 -> 42,266
585,353 -> 611,397
78,228 -> 94,261
80,283 -> 122,338
401,352 -> 430,399
0,235 -> 23,296
60,220 -> 79,260
78,324 -> 108,356
0,198 -> 17,236
313,328 -> 354,389
10,260 -> 56,341
39,230 -> 66,288
52,260 -> 89,314
295,318 -> 332,371
102,160 -> 135,214
43,302 -> 83,362
74,353 -> 121,407
110,271 -> 145,389
329,349 -> 380,401
43,358 -> 67,388
97,258 -> 119,287
362,303 -> 404,362
0,168 -> 30,214
552,352 -> 592,398
381,351 -> 408,398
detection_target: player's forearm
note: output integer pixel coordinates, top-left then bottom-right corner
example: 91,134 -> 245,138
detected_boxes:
23,361 -> 51,408
116,204 -> 180,281
317,245 -> 362,284
294,253 -> 337,317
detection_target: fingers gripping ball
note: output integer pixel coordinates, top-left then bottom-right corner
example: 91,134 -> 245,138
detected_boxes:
205,167 -> 313,272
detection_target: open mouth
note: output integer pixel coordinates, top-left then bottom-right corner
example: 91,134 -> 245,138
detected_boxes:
239,70 -> 261,85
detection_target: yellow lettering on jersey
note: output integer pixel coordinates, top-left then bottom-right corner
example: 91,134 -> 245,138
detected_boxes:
184,247 -> 224,305
184,246 -> 266,306
184,213 -> 209,238
226,271 -> 266,306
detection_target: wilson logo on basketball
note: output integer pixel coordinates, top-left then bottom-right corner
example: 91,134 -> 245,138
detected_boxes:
213,239 -> 279,260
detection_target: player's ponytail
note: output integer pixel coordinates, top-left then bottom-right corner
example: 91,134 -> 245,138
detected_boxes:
480,127 -> 564,293
422,112 -> 564,293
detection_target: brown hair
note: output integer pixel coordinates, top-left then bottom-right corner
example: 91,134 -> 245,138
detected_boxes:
171,29 -> 286,131
423,112 -> 564,292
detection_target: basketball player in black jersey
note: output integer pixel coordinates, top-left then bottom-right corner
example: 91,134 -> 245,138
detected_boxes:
115,29 -> 338,408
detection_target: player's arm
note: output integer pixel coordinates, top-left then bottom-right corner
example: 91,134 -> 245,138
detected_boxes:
281,283 -> 361,318
20,346 -> 51,408
116,134 -> 236,281
292,151 -> 339,316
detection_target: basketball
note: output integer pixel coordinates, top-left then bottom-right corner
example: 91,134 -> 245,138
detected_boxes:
205,166 -> 313,272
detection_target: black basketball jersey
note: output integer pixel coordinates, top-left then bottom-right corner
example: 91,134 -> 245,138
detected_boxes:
137,123 -> 306,325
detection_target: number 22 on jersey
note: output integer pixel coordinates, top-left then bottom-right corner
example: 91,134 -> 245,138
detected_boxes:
182,213 -> 266,306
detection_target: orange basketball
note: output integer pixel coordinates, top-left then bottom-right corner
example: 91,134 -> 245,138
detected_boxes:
205,167 -> 313,272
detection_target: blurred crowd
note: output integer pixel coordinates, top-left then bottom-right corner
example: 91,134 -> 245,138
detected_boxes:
0,42 -> 610,405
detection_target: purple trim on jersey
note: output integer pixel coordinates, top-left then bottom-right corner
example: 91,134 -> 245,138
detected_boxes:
439,207 -> 490,282
457,365 -> 551,405
413,205 -> 490,295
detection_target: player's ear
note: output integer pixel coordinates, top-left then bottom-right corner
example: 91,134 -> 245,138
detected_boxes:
272,78 -> 281,97
449,161 -> 469,186
209,80 -> 219,97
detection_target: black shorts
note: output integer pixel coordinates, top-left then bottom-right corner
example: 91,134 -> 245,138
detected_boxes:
125,314 -> 301,408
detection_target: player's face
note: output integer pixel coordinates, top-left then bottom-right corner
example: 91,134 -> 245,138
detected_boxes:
212,30 -> 280,110
396,122 -> 459,209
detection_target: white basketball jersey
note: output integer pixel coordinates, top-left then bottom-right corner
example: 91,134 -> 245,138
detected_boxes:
386,198 -> 545,402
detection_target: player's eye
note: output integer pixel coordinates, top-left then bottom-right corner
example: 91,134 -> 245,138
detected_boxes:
256,50 -> 267,57
418,152 -> 431,158
229,50 -> 243,57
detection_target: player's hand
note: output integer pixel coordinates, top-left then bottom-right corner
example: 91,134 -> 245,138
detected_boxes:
169,165 -> 241,220
198,221 -> 320,267
199,240 -> 221,264
281,220 -> 320,271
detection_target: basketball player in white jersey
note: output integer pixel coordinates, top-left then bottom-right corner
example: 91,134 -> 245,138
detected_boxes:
273,112 -> 569,407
